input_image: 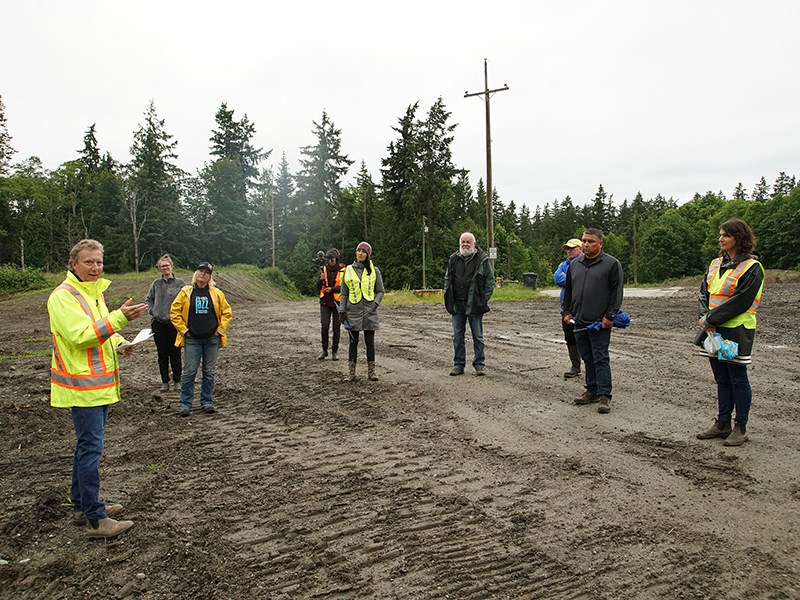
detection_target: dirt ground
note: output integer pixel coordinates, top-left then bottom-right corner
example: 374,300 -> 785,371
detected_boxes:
1,275 -> 798,599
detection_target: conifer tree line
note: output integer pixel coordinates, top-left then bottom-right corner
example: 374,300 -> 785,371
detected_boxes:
0,93 -> 797,294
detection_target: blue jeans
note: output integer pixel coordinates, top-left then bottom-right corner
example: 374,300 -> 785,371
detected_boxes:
180,335 -> 220,410
575,327 -> 613,397
709,358 -> 751,425
452,299 -> 485,369
70,405 -> 109,520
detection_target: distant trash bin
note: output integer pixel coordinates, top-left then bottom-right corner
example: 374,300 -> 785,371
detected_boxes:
522,272 -> 538,288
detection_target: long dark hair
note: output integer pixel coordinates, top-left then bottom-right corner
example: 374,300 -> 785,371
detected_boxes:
720,218 -> 756,257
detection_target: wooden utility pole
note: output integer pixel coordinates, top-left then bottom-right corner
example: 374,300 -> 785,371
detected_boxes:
465,59 -> 509,266
422,215 -> 428,289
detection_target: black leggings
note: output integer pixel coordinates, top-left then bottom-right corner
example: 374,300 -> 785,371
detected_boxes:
152,319 -> 182,383
347,330 -> 375,362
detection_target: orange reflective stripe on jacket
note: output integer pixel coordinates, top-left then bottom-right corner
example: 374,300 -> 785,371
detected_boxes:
51,283 -> 117,391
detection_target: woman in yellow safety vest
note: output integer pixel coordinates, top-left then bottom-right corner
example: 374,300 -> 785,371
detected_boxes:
339,241 -> 384,382
696,218 -> 764,447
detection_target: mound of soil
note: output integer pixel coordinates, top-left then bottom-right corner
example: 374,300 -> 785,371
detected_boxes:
0,277 -> 798,599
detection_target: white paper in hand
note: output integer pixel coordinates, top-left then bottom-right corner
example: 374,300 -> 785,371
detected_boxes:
116,328 -> 155,352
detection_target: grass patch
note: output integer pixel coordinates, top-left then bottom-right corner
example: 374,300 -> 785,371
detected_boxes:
0,348 -> 51,362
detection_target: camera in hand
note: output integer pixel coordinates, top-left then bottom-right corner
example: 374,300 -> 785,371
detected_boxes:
312,251 -> 326,267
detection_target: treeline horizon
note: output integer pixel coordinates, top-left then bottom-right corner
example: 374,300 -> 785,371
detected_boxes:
1,93 -> 798,295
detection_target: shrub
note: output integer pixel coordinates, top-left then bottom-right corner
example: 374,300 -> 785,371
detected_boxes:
0,265 -> 49,295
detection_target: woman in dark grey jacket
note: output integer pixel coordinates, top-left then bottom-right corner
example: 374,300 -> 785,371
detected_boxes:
339,242 -> 385,382
145,254 -> 185,392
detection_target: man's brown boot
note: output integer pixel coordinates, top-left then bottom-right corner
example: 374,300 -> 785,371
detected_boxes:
73,503 -> 124,526
574,390 -> 598,405
347,361 -> 357,382
696,419 -> 732,439
367,361 -> 378,381
723,423 -> 749,446
86,517 -> 134,539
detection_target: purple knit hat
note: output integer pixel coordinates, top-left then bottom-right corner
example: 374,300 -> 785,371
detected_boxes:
356,241 -> 372,257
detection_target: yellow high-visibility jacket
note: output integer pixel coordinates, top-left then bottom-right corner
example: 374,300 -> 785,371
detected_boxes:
48,271 -> 130,408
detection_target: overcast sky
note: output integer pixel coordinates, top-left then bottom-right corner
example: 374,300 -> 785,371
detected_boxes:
3,1 -> 798,212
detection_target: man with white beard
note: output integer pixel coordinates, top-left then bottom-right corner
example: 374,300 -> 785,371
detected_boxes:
443,232 -> 495,376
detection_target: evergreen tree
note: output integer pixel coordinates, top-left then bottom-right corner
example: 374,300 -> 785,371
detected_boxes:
772,171 -> 795,197
732,182 -> 747,200
751,176 -> 770,202
0,95 -> 16,176
273,152 -> 297,262
126,100 -> 185,271
296,111 -> 354,248
209,102 -> 269,185
79,124 -> 101,174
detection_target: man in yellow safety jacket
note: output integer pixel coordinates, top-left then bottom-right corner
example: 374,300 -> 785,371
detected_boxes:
48,239 -> 148,538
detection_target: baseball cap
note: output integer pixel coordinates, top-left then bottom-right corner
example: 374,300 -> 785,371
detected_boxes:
197,262 -> 213,273
562,239 -> 582,249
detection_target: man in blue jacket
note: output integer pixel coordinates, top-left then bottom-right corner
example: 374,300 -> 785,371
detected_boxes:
554,238 -> 583,379
562,229 -> 624,414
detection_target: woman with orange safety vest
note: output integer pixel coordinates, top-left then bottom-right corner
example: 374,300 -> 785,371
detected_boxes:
316,248 -> 345,360
696,218 -> 764,446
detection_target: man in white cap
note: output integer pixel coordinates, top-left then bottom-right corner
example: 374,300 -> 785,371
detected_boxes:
554,239 -> 583,379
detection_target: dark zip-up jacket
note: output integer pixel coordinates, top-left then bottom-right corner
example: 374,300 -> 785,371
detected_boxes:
444,249 -> 495,315
562,251 -> 624,324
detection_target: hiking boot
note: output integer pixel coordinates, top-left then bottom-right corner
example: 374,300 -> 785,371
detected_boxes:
317,350 -> 328,360
574,390 -> 598,405
367,361 -> 379,381
86,517 -> 134,539
564,367 -> 581,379
159,382 -> 170,392
696,419 -> 732,439
450,367 -> 464,376
597,395 -> 611,413
475,367 -> 486,376
202,405 -> 216,414
73,503 -> 124,525
331,352 -> 339,361
179,409 -> 190,418
723,423 -> 749,446
347,361 -> 357,382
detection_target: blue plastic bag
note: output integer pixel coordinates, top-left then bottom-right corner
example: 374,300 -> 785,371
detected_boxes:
585,311 -> 631,332
703,332 -> 739,361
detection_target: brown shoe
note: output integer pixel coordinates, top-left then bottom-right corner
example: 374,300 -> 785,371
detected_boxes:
449,367 -> 464,376
474,367 -> 486,376
86,517 -> 134,539
574,390 -> 598,405
723,423 -> 749,446
73,503 -> 124,526
597,395 -> 611,413
696,419 -> 732,439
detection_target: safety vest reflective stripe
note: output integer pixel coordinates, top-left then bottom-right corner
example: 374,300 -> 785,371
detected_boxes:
708,258 -> 761,311
344,263 -> 375,303
319,268 -> 344,303
51,334 -> 67,373
50,369 -> 117,390
59,284 -> 116,345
